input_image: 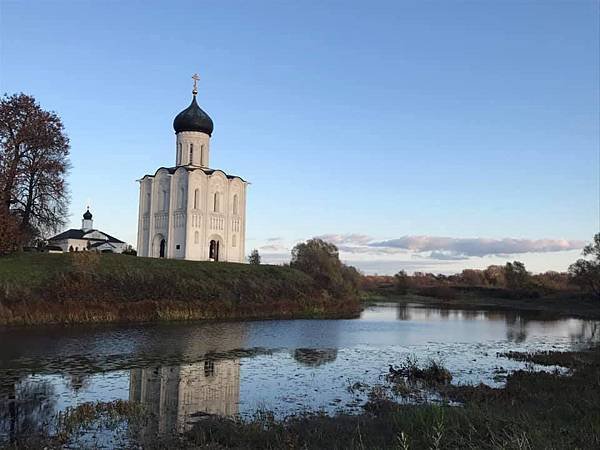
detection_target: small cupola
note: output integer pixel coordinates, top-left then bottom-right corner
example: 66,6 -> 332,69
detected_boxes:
82,207 -> 93,231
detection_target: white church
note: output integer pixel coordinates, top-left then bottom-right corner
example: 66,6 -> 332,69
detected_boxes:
136,75 -> 247,262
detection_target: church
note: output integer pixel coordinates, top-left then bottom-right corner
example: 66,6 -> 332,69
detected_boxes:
136,75 -> 247,262
47,208 -> 127,253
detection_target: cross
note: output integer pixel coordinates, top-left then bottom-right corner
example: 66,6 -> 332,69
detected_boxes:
192,73 -> 200,95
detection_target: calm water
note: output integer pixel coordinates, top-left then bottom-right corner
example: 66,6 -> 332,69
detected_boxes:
0,303 -> 598,444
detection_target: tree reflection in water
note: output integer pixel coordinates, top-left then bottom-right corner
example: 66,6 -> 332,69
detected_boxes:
0,378 -> 56,444
292,349 -> 338,367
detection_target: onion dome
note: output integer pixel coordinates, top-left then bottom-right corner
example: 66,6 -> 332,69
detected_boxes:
83,208 -> 92,220
173,95 -> 214,135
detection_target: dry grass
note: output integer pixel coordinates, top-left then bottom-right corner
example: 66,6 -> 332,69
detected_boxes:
0,253 -> 361,326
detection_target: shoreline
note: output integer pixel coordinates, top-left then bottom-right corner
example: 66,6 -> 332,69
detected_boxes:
362,292 -> 600,321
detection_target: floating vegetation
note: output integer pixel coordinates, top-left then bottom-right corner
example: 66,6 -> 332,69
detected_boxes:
387,356 -> 453,385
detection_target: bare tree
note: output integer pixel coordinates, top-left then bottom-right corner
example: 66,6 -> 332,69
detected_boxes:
0,93 -> 70,247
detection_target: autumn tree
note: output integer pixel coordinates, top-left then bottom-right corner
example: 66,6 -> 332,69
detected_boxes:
290,238 -> 361,297
568,233 -> 600,300
0,93 -> 69,250
504,261 -> 530,289
393,270 -> 410,294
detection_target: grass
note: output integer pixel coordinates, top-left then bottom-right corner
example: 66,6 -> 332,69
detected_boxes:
0,252 -> 361,326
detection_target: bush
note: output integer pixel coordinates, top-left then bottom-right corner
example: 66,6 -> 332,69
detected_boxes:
290,238 -> 361,299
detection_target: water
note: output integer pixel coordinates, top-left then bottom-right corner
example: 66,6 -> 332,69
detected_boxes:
0,303 -> 598,445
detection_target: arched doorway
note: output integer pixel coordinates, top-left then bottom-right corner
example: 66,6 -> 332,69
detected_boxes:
209,239 -> 220,261
152,234 -> 166,258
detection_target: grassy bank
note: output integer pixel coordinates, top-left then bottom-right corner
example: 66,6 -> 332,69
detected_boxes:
9,347 -> 600,449
0,252 -> 361,326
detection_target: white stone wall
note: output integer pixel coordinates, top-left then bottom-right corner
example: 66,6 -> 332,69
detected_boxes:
137,167 -> 247,263
176,131 -> 210,166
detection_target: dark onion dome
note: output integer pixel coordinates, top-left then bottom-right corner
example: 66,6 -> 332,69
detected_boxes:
173,96 -> 214,135
83,209 -> 92,220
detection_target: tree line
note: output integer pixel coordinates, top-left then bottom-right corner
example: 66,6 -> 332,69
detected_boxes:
362,233 -> 600,300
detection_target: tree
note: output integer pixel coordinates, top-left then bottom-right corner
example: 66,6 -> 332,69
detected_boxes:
0,93 -> 70,249
393,270 -> 410,294
568,233 -> 600,300
248,249 -> 261,265
290,238 -> 361,297
504,261 -> 529,289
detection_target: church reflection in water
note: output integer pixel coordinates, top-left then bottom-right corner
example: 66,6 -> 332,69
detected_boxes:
129,359 -> 241,434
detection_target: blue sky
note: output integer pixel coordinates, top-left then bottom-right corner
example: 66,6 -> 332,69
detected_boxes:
1,0 -> 598,273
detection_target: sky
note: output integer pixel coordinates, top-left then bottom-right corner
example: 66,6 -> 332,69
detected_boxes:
1,0 -> 598,274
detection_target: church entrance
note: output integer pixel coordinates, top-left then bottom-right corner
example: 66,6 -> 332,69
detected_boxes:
152,234 -> 166,258
209,240 -> 220,261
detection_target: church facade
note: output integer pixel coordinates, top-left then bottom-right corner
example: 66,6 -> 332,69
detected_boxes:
136,75 -> 247,262
48,208 -> 127,253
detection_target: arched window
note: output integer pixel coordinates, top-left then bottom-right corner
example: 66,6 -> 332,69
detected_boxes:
200,144 -> 204,165
233,194 -> 238,215
178,143 -> 182,164
189,143 -> 194,165
213,192 -> 219,212
232,234 -> 237,247
194,188 -> 199,209
194,231 -> 199,244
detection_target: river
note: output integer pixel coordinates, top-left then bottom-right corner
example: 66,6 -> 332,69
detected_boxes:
0,303 -> 598,445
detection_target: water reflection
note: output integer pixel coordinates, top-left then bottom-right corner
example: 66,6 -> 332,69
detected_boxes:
0,379 -> 56,443
130,360 -> 240,435
292,349 -> 338,367
1,304 -> 599,444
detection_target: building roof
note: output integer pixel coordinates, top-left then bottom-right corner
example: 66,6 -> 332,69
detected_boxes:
83,208 -> 93,220
173,95 -> 214,135
89,241 -> 116,249
48,228 -> 124,243
140,166 -> 247,183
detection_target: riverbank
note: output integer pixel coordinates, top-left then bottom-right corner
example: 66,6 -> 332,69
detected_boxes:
9,346 -> 599,449
0,253 -> 361,327
361,289 -> 600,320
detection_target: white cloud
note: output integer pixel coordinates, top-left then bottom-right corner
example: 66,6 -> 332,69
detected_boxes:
369,236 -> 584,258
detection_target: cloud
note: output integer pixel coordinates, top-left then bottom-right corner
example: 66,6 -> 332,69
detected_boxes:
314,234 -> 374,246
369,236 -> 585,259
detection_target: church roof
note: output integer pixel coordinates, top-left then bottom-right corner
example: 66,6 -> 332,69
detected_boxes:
173,96 -> 214,135
140,166 -> 247,183
48,229 -> 124,243
83,208 -> 93,220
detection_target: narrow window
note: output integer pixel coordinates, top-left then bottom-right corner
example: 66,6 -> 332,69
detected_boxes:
233,194 -> 238,215
232,234 -> 237,247
162,190 -> 168,211
178,143 -> 182,164
189,143 -> 194,164
200,144 -> 204,165
194,188 -> 199,209
179,187 -> 185,209
146,193 -> 151,213
213,192 -> 219,212
194,231 -> 199,244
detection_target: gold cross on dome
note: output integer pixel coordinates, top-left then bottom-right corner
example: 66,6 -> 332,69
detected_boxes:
192,73 -> 200,95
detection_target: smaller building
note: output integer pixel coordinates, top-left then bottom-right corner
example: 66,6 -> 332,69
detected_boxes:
47,208 -> 127,253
